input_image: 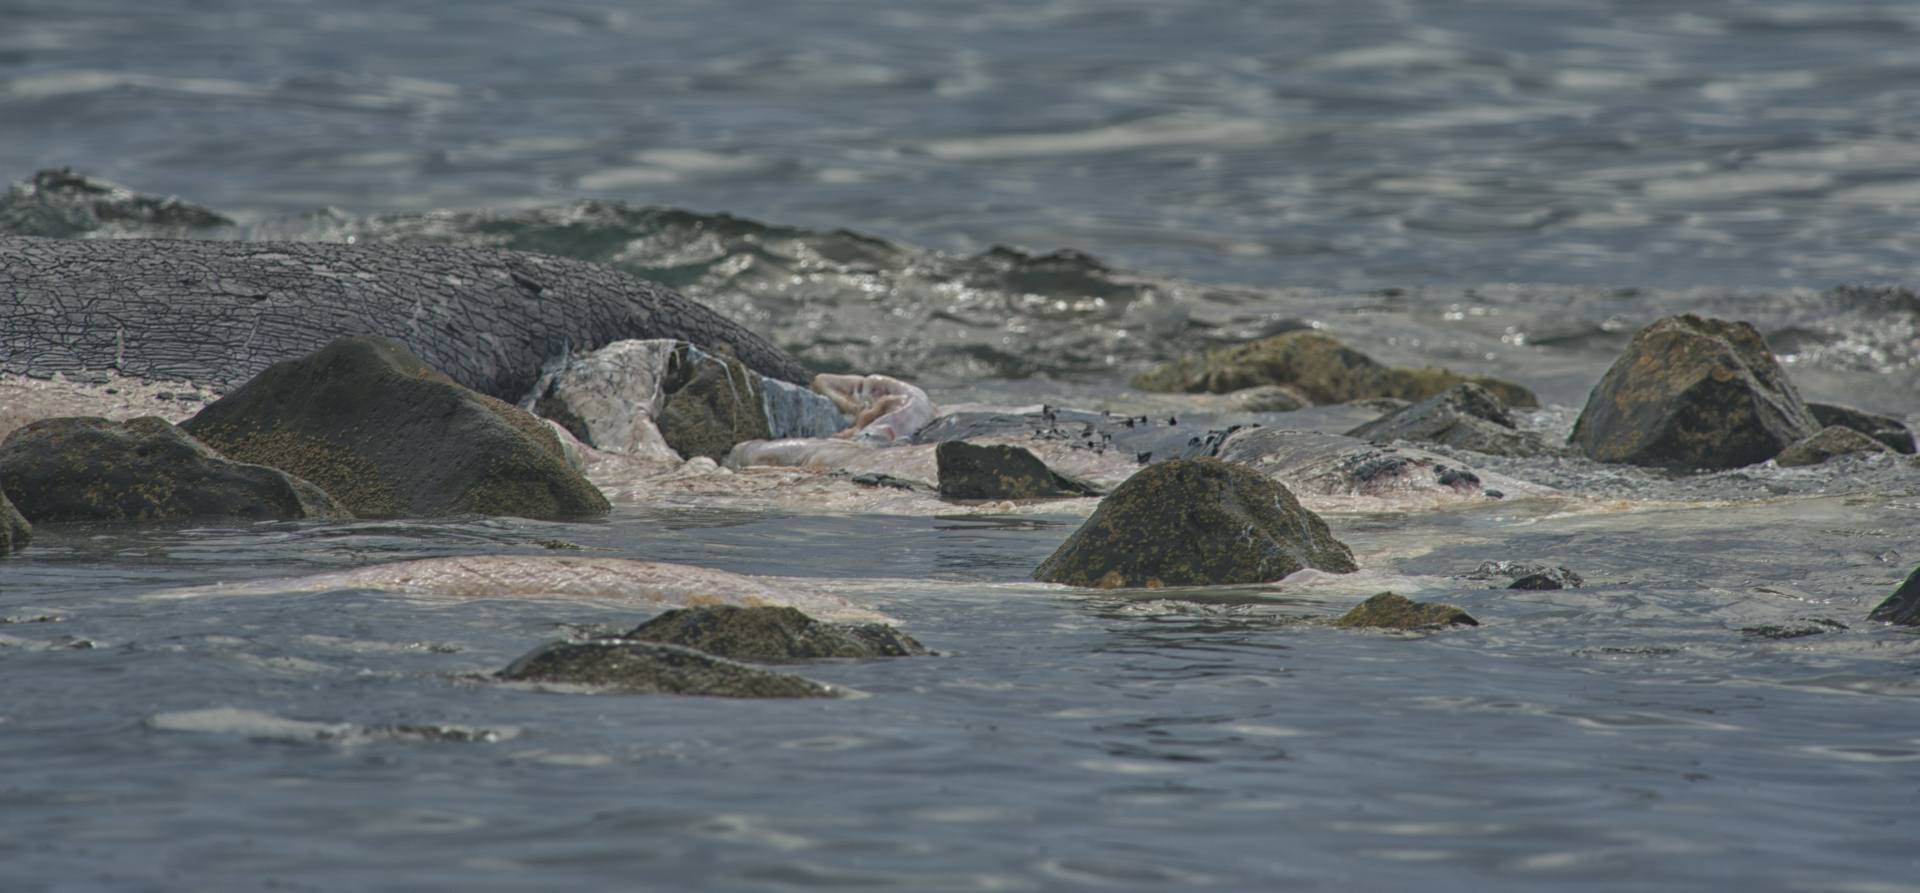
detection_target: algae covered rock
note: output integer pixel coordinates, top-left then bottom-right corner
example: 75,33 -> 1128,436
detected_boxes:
1345,382 -> 1551,458
936,442 -> 1104,500
1334,592 -> 1478,629
0,488 -> 28,556
1775,426 -> 1893,467
1569,314 -> 1817,470
1133,331 -> 1536,408
498,639 -> 838,698
182,336 -> 609,520
1867,567 -> 1920,626
657,346 -> 774,462
624,605 -> 927,661
0,416 -> 347,523
1034,457 -> 1356,589
1807,403 -> 1915,454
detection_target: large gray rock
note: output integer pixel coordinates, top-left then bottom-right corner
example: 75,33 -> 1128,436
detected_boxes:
1807,403 -> 1916,454
624,606 -> 927,661
1775,425 -> 1894,467
182,336 -> 609,520
1034,457 -> 1357,589
1570,314 -> 1818,470
1345,382 -> 1551,458
0,416 -> 347,523
936,442 -> 1103,500
0,488 -> 28,556
1869,567 -> 1920,626
498,640 -> 838,698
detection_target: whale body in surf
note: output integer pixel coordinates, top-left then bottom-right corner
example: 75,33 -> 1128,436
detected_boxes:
0,234 -> 810,399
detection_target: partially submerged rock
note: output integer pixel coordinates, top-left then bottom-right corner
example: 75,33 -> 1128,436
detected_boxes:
1868,567 -> 1920,626
0,416 -> 347,523
0,488 -> 27,556
624,605 -> 927,661
1569,315 -> 1818,470
1775,426 -> 1894,467
1133,331 -> 1537,407
936,442 -> 1103,500
1333,592 -> 1478,629
498,640 -> 838,698
1807,403 -> 1915,454
182,336 -> 609,520
657,347 -> 774,462
1345,383 -> 1551,458
1034,457 -> 1356,588
1468,560 -> 1583,590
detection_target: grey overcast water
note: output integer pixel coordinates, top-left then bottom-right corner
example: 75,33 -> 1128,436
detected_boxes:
3,1 -> 1920,890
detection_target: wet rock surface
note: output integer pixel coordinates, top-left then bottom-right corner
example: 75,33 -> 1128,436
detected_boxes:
657,347 -> 774,462
1133,331 -> 1537,408
1570,314 -> 1818,470
1868,567 -> 1920,626
1807,403 -> 1915,454
1034,457 -> 1357,589
623,606 -> 927,661
1345,383 -> 1552,458
0,167 -> 232,238
498,639 -> 838,698
1740,619 -> 1847,639
0,488 -> 28,556
1333,592 -> 1479,629
1468,561 -> 1584,590
936,442 -> 1103,500
182,336 -> 608,521
1774,425 -> 1894,467
0,416 -> 347,523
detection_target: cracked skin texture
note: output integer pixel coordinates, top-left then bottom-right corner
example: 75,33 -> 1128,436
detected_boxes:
1570,314 -> 1817,470
182,336 -> 608,520
1033,457 -> 1357,589
0,234 -> 811,400
1131,330 -> 1538,408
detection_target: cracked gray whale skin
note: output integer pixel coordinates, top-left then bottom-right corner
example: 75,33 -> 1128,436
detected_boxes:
0,234 -> 810,399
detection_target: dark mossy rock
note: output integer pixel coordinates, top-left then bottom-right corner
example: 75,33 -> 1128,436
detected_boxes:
0,416 -> 348,524
1467,560 -> 1583,590
936,442 -> 1104,500
1345,383 -> 1552,458
1132,331 -> 1537,408
0,488 -> 28,556
656,346 -> 773,462
623,605 -> 927,661
1034,457 -> 1357,589
1807,403 -> 1915,455
181,336 -> 608,520
1569,314 -> 1817,470
498,639 -> 837,698
1775,425 -> 1894,467
1868,566 -> 1920,626
1224,384 -> 1308,413
1334,592 -> 1478,629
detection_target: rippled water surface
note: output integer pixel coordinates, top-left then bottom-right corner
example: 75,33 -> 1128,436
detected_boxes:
5,1 -> 1920,890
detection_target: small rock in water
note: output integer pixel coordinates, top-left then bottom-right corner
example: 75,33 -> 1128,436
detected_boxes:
1346,383 -> 1552,458
1807,402 -> 1916,454
935,441 -> 1104,500
1774,425 -> 1893,467
1033,457 -> 1357,589
0,416 -> 347,523
1132,330 -> 1536,407
1570,314 -> 1818,470
623,605 -> 927,661
1867,567 -> 1920,626
498,640 -> 838,698
182,335 -> 607,520
1740,619 -> 1847,640
1334,592 -> 1479,629
1468,560 -> 1583,590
